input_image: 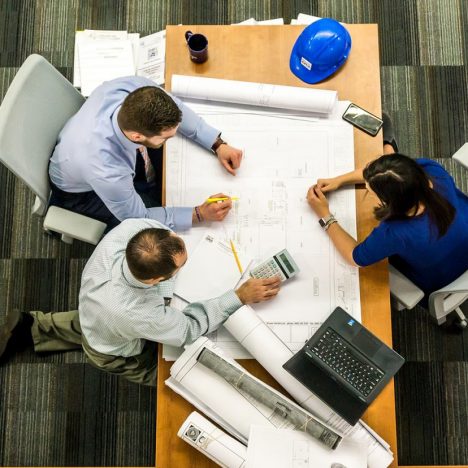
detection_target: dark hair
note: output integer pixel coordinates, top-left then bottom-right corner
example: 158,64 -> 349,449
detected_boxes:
126,228 -> 186,281
363,153 -> 455,238
117,86 -> 182,137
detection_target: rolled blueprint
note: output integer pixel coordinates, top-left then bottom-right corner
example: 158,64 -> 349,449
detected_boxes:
168,338 -> 342,449
197,347 -> 342,450
223,305 -> 394,468
178,411 -> 247,468
171,75 -> 338,114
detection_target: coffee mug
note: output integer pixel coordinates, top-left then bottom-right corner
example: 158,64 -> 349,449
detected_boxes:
185,31 -> 208,64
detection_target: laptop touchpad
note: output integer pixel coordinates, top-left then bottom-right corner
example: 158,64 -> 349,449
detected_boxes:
352,328 -> 381,357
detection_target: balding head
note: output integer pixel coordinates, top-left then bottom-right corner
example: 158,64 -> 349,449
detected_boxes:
125,228 -> 186,281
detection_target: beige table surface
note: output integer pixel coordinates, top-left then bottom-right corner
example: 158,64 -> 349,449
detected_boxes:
157,24 -> 398,468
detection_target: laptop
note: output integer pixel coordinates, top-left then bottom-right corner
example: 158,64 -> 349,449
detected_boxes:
283,307 -> 404,425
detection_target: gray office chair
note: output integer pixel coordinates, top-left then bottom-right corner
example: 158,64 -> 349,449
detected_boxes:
0,54 -> 106,245
389,265 -> 468,328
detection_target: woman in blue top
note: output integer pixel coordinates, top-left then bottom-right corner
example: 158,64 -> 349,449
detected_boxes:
307,151 -> 468,299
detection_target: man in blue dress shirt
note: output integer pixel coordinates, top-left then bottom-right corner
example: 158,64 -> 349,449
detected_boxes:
49,76 -> 243,231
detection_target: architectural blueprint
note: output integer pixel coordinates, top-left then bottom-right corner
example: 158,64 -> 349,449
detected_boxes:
166,92 -> 361,355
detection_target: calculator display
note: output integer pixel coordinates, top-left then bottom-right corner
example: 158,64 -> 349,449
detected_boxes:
279,253 -> 294,273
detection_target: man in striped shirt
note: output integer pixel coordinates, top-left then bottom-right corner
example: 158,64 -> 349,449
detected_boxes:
0,219 -> 281,386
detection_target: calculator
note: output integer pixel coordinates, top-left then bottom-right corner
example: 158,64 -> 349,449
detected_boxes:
249,249 -> 300,282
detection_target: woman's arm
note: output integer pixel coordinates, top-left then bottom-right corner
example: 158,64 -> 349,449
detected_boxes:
306,185 -> 358,266
324,222 -> 358,266
317,167 -> 365,193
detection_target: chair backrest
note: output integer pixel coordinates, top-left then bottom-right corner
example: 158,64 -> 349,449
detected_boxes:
429,269 -> 468,320
0,54 -> 84,210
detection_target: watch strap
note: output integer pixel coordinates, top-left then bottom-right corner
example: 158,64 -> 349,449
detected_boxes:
211,135 -> 227,153
319,214 -> 337,230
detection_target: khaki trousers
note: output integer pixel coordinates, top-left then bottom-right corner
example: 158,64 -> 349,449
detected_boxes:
30,310 -> 158,386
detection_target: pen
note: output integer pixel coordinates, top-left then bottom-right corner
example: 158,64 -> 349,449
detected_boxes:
229,240 -> 243,274
206,197 -> 239,203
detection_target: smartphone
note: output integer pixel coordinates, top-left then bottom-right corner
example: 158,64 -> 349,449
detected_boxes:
342,103 -> 383,136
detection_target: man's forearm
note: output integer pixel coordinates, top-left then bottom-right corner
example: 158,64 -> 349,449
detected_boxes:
326,222 -> 358,266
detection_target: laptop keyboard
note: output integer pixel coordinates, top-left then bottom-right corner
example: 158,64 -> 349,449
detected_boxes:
307,328 -> 385,397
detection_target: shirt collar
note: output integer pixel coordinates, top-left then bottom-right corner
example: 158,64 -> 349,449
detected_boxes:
122,258 -> 153,289
112,106 -> 141,153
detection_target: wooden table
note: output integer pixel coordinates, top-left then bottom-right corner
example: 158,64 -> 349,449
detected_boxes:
157,24 -> 397,468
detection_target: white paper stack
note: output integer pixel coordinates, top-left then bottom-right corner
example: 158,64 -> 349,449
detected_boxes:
73,29 -> 166,96
291,13 -> 345,26
74,30 -> 137,96
136,30 -> 166,85
232,18 -> 284,25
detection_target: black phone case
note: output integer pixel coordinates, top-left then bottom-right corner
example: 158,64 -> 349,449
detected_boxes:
342,103 -> 383,137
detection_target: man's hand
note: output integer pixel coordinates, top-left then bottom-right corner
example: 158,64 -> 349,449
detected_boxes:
306,185 -> 331,218
316,177 -> 342,193
235,277 -> 281,304
194,193 -> 233,223
216,144 -> 243,176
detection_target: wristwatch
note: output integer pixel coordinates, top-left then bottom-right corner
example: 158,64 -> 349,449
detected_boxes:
211,135 -> 227,154
318,214 -> 337,231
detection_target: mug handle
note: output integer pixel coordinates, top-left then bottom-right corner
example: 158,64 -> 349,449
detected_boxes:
185,31 -> 193,42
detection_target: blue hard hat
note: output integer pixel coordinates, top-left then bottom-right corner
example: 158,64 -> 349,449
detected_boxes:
290,18 -> 352,84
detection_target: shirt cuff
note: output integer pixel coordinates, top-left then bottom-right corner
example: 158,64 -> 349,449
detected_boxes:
147,206 -> 193,232
171,207 -> 194,232
198,125 -> 221,152
218,290 -> 243,316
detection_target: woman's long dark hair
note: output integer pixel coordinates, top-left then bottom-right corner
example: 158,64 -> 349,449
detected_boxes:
363,154 -> 455,238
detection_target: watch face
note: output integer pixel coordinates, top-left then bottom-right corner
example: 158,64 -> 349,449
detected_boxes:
319,218 -> 327,227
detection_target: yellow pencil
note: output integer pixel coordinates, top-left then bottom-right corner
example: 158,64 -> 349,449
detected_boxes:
229,240 -> 243,274
206,197 -> 239,203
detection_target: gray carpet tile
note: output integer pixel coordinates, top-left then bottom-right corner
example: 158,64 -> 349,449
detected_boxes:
394,361 -> 468,465
0,359 -> 156,466
434,157 -> 468,195
392,306 -> 468,363
0,0 -> 467,466
416,0 -> 465,66
381,66 -> 468,159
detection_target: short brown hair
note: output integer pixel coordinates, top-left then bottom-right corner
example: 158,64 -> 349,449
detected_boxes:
117,86 -> 182,137
126,228 -> 186,281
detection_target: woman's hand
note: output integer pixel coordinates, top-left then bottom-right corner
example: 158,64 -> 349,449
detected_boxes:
306,185 -> 331,218
316,177 -> 342,193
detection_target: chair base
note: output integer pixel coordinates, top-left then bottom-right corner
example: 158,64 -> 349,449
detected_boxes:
436,306 -> 467,328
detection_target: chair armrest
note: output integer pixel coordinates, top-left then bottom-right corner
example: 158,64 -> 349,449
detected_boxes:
452,142 -> 468,169
429,270 -> 468,315
388,264 -> 424,310
43,206 -> 107,245
432,269 -> 468,295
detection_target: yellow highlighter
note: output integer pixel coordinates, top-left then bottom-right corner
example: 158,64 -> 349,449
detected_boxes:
229,240 -> 243,274
206,196 -> 239,203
